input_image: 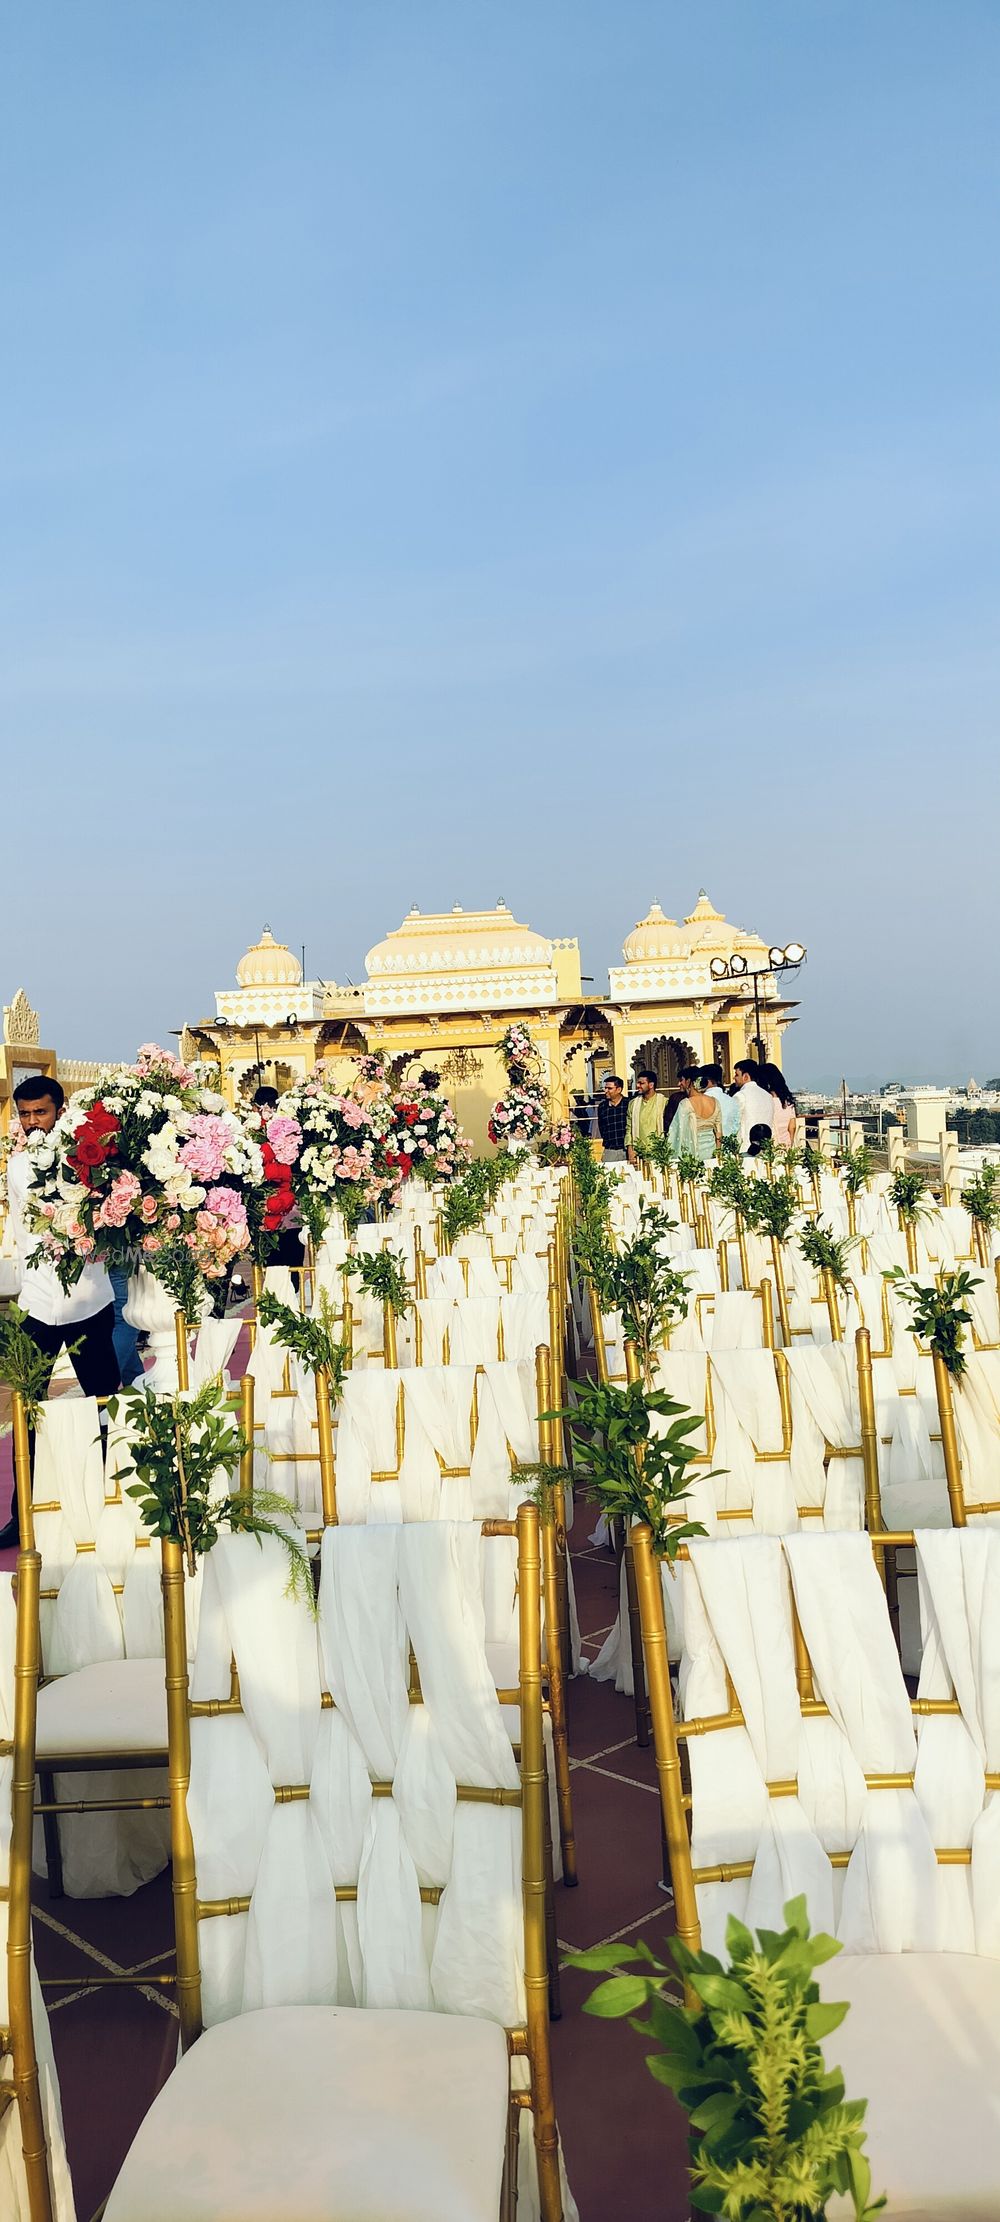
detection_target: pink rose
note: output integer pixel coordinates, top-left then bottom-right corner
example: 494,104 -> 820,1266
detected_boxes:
141,1194 -> 159,1222
142,1234 -> 161,1253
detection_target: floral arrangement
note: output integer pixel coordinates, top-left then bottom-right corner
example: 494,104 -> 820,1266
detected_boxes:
379,1085 -> 472,1185
22,1045 -> 264,1312
538,1121 -> 572,1167
264,1074 -> 397,1240
489,1021 -> 549,1148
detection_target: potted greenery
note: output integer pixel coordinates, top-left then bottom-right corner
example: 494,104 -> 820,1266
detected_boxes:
571,1897 -> 884,2220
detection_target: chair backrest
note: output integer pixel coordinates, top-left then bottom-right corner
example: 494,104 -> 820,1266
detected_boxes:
18,1397 -> 159,1676
334,1358 -> 539,1526
633,1520 -> 998,1964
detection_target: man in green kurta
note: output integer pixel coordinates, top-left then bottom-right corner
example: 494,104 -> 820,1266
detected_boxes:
626,1067 -> 669,1164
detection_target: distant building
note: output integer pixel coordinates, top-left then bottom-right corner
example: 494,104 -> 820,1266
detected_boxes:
186,894 -> 800,1146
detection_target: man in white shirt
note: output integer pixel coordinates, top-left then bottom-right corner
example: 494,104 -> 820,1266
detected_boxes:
733,1058 -> 776,1153
1,1075 -> 120,1547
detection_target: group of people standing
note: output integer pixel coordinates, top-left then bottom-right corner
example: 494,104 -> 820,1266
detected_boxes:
586,1056 -> 797,1164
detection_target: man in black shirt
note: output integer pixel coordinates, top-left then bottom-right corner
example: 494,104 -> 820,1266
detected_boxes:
596,1073 -> 630,1160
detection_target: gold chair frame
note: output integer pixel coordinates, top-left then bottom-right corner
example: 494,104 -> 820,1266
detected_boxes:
166,1500 -> 564,2221
631,1517 -> 990,1960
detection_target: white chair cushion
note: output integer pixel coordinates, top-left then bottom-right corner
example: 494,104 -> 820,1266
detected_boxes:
36,1657 -> 167,1758
825,1952 -> 1000,2218
104,2002 -> 509,2222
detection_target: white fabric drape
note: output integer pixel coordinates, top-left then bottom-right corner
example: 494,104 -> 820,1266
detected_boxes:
32,1400 -> 170,1898
784,1533 -> 940,1951
915,1530 -> 1000,1954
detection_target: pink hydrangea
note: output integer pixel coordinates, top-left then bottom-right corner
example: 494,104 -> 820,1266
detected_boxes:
203,1186 -> 248,1232
264,1115 -> 302,1166
179,1114 -> 230,1182
340,1099 -> 366,1129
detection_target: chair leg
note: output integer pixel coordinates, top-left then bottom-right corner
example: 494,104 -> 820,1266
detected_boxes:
542,1759 -> 561,2022
500,2098 -> 520,2221
622,1528 -> 651,1747
37,1770 -> 64,1900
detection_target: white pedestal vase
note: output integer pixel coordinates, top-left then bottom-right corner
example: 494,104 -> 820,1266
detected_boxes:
124,1267 -> 188,1393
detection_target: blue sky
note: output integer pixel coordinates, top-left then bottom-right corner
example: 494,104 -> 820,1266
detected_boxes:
2,1 -> 998,1089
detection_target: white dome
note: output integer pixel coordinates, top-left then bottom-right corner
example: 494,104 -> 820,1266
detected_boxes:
235,927 -> 302,989
622,903 -> 683,964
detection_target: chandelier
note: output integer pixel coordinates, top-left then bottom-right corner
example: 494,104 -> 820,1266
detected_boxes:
440,1046 -> 485,1085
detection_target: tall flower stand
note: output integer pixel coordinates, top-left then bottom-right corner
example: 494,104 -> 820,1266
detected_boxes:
124,1269 -> 191,1393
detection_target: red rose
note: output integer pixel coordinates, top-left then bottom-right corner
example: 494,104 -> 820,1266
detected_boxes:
72,1133 -> 107,1168
395,1151 -> 413,1177
87,1103 -> 119,1138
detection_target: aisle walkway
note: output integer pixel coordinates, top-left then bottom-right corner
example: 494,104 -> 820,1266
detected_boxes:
22,1497 -> 688,2220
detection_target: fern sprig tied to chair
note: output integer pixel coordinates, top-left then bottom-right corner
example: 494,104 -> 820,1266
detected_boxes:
347,1245 -> 411,1320
570,1897 -> 885,2222
798,1219 -> 857,1294
801,1142 -> 828,1180
840,1144 -> 873,1196
887,1168 -> 929,1224
885,1266 -> 981,1379
708,1155 -> 754,1216
256,1286 -> 349,1389
600,1201 -> 691,1384
109,1376 -> 314,1595
0,1303 -> 82,1427
741,1173 -> 800,1243
962,1163 -> 1000,1236
544,1374 -> 708,1560
673,1149 -> 707,1189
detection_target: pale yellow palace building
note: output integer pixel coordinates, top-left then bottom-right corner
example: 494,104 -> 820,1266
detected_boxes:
177,896 -> 798,1150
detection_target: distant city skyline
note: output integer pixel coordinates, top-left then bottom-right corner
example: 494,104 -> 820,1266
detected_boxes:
3,3 -> 997,1079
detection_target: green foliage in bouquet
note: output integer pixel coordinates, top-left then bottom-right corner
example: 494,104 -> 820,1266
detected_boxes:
962,1162 -> 1000,1231
885,1266 -> 980,1379
840,1145 -> 873,1196
742,1175 -> 800,1244
348,1246 -> 411,1319
887,1169 -> 927,1224
798,1220 -> 857,1295
546,1374 -> 709,1560
256,1288 -> 349,1389
570,1897 -> 884,2222
0,1306 -> 79,1428
109,1377 -> 313,1594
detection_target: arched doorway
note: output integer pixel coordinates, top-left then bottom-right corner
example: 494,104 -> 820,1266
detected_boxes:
632,1036 -> 695,1090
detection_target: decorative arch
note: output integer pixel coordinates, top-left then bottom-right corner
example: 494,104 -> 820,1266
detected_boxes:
632,1036 -> 695,1090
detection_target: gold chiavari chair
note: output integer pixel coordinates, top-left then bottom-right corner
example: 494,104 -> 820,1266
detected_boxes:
631,1517 -> 1000,2220
99,1503 -> 566,2222
328,1342 -> 577,1902
8,1336 -> 252,1901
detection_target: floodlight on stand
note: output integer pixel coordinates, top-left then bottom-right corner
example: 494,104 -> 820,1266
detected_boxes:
783,942 -> 806,965
729,954 -> 748,976
768,947 -> 786,968
709,956 -> 728,980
